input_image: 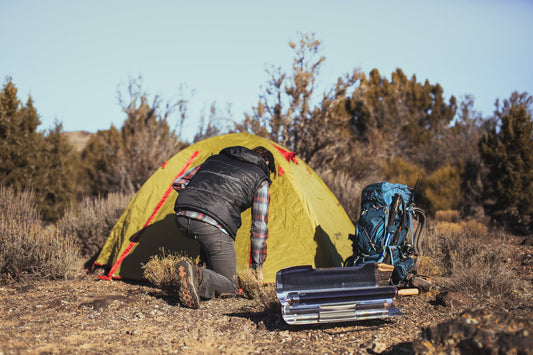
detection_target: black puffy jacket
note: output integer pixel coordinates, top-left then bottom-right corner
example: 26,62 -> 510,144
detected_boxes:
174,146 -> 271,238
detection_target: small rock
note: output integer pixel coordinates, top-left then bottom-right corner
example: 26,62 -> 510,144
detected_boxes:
412,308 -> 533,354
371,341 -> 387,353
520,236 -> 533,246
256,321 -> 266,330
438,291 -> 470,308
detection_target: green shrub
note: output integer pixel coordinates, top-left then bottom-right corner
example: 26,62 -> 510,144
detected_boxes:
56,192 -> 132,258
479,92 -> 533,235
0,186 -> 80,283
435,210 -> 461,223
382,157 -> 425,188
423,164 -> 462,212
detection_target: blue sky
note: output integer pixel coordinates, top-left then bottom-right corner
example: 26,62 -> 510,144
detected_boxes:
1,0 -> 532,142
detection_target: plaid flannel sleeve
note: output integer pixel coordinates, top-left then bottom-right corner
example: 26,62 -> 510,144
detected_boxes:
250,180 -> 270,269
172,165 -> 201,192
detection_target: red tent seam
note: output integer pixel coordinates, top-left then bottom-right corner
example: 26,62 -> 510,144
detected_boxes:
273,145 -> 298,164
101,150 -> 200,280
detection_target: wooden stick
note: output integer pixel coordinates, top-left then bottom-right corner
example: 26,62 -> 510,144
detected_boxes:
397,288 -> 419,296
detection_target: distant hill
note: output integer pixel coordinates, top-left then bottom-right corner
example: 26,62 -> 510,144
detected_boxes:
64,131 -> 92,152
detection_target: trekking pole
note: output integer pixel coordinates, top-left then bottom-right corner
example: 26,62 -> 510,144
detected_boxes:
391,197 -> 406,246
380,193 -> 401,262
404,176 -> 420,255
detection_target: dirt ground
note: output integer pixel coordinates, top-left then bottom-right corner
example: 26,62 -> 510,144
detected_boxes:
1,236 -> 532,354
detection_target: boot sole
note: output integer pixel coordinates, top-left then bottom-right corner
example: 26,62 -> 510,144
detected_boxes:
177,261 -> 200,309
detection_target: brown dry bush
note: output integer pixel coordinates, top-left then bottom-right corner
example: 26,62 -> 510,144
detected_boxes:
0,186 -> 41,223
57,192 -> 132,258
142,253 -> 283,325
237,268 -> 282,327
425,222 -> 529,310
143,253 -> 278,305
142,251 -> 190,294
237,269 -> 277,303
435,210 -> 461,223
318,169 -> 366,223
0,186 -> 80,284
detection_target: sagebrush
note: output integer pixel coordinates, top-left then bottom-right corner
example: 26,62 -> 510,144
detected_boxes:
424,221 -> 530,310
57,192 -> 132,258
0,186 -> 80,283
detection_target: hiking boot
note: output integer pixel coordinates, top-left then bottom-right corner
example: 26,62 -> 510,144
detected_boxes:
176,260 -> 202,309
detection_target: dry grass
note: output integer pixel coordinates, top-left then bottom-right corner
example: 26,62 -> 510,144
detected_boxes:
142,253 -> 283,325
237,268 -> 282,328
56,192 -> 132,258
434,221 -> 463,235
459,219 -> 489,235
414,255 -> 442,278
237,269 -> 277,303
433,214 -> 489,237
423,219 -> 529,310
142,251 -> 192,294
0,186 -> 81,284
142,253 -> 278,305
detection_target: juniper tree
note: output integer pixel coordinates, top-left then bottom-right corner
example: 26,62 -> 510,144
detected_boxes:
479,92 -> 533,234
80,126 -> 128,196
37,122 -> 79,221
349,68 -> 457,172
0,78 -> 80,220
451,96 -> 486,217
0,78 -> 44,190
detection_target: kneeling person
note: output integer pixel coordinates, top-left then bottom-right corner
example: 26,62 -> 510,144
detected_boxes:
172,146 -> 276,309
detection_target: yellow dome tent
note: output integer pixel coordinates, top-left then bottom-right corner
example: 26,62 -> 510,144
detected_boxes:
94,133 -> 354,283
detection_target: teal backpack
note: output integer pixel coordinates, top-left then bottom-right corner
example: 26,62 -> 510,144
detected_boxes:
344,181 -> 425,285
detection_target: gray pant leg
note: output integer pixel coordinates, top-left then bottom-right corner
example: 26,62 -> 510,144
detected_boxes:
175,215 -> 238,299
196,231 -> 238,298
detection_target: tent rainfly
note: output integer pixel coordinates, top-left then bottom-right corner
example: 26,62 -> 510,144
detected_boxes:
94,133 -> 354,283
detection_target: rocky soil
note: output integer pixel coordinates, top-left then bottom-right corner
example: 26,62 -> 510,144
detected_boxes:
1,236 -> 532,354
